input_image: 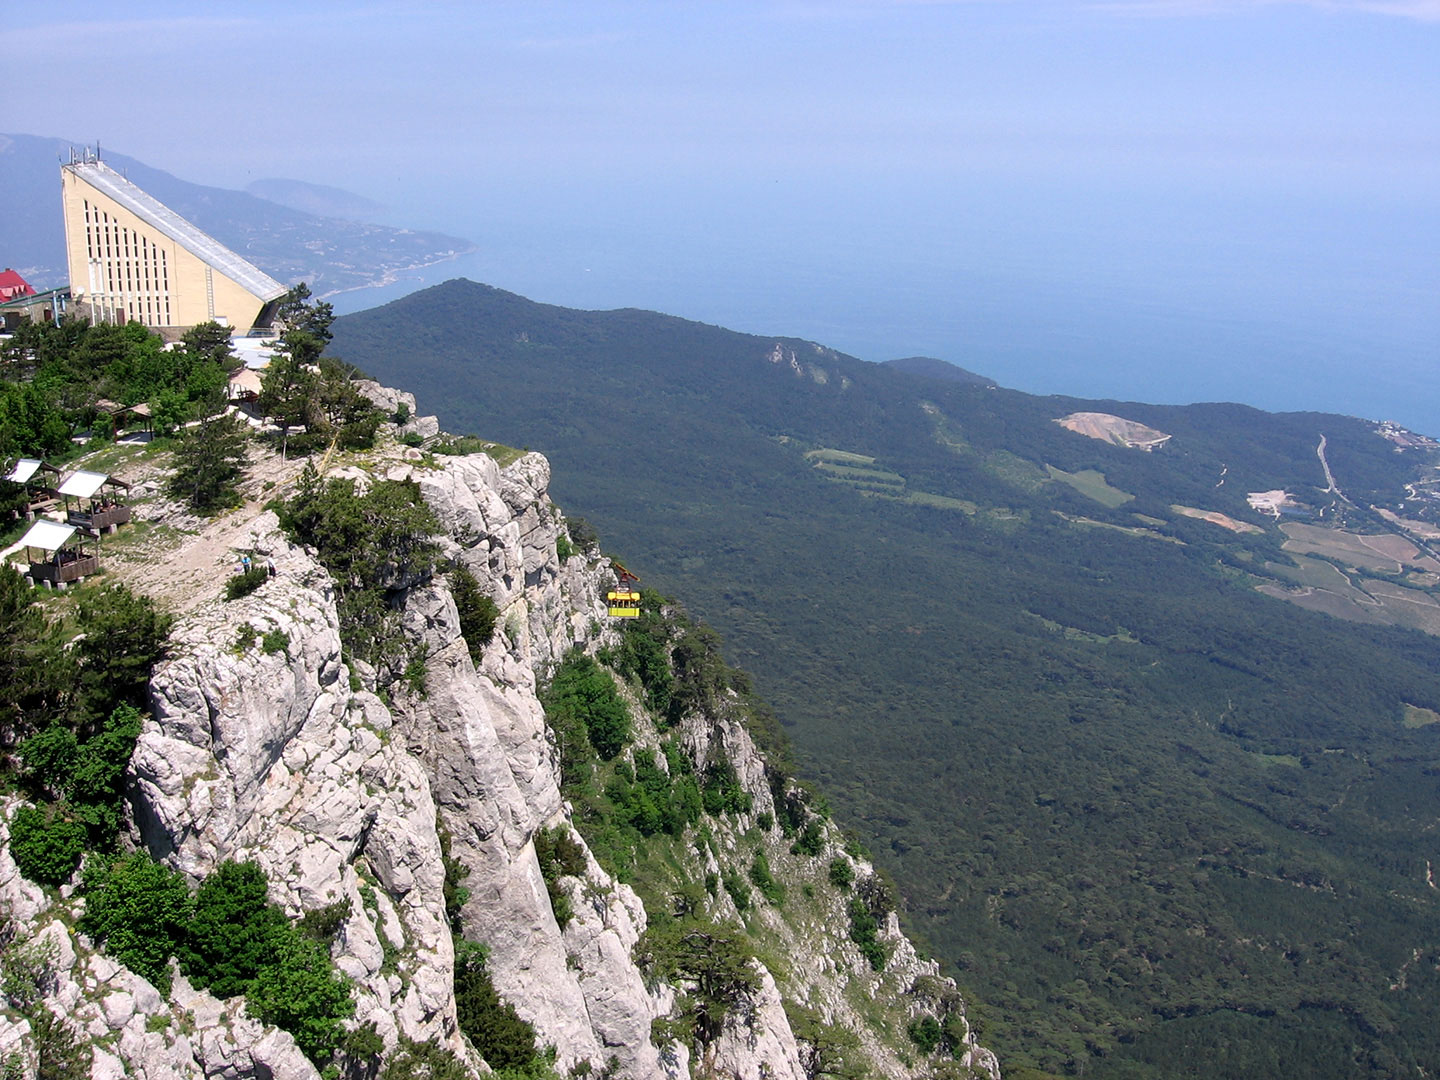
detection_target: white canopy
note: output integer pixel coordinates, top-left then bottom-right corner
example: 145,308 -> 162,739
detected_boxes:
57,470 -> 109,499
229,368 -> 264,395
18,519 -> 77,553
5,459 -> 43,484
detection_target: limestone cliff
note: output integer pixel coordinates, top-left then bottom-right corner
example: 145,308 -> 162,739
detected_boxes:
0,391 -> 998,1080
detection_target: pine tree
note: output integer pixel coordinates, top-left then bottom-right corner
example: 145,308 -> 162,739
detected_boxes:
169,412 -> 249,511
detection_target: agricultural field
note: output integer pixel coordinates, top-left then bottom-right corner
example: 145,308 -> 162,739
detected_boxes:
1044,464 -> 1134,508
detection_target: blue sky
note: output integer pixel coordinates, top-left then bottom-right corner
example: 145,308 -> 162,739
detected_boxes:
8,1 -> 1440,425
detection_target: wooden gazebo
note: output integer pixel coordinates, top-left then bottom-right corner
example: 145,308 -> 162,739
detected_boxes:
58,470 -> 132,533
18,519 -> 98,588
95,399 -> 153,438
3,458 -> 61,519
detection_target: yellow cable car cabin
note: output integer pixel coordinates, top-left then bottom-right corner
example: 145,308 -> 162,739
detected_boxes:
607,589 -> 641,618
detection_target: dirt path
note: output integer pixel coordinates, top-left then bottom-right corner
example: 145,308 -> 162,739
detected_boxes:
101,447 -> 312,616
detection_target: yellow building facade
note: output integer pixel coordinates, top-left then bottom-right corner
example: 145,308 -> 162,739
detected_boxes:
61,154 -> 287,334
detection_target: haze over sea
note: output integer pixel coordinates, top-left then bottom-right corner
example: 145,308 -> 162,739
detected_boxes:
334,172 -> 1439,435
10,1 -> 1439,435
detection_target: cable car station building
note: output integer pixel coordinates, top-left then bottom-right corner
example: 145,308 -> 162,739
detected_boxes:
60,150 -> 287,337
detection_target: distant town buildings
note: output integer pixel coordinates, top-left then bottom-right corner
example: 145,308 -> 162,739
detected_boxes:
58,149 -> 286,336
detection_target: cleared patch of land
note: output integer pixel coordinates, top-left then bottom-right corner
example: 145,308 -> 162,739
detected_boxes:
898,490 -> 979,513
1172,504 -> 1265,534
1249,751 -> 1303,768
1248,490 -> 1298,517
1362,580 -> 1440,635
985,450 -> 1050,493
809,446 -> 981,513
1046,465 -> 1134,508
806,448 -> 906,489
1026,611 -> 1139,644
1280,522 -> 1440,574
1055,411 -> 1172,450
1403,705 -> 1440,729
1376,507 -> 1440,540
1055,512 -> 1183,543
1255,581 -> 1388,625
1265,555 -> 1359,592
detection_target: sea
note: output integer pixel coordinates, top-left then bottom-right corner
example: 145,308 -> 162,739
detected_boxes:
329,174 -> 1440,437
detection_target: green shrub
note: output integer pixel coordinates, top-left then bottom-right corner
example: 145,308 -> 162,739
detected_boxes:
66,704 -> 142,843
564,517 -> 599,552
748,851 -> 785,906
17,724 -> 78,799
453,941 -> 543,1072
431,435 -> 490,456
828,857 -> 854,890
261,629 -> 289,655
277,470 -> 439,674
80,853 -> 193,995
450,565 -> 499,664
701,761 -> 752,816
439,824 -> 470,933
790,820 -> 824,858
639,919 -> 760,1051
721,867 -> 751,912
543,652 -> 630,761
235,624 -> 259,653
381,1036 -> 472,1080
610,606 -> 675,719
248,931 -> 355,1064
225,565 -> 268,601
0,565 -> 65,759
668,625 -> 729,724
181,859 -> 289,999
556,532 -> 574,562
299,898 -> 353,944
338,1020 -> 385,1076
25,1007 -> 88,1080
847,895 -> 890,972
8,804 -> 85,886
909,1013 -> 943,1054
534,825 -> 588,930
71,584 -> 172,729
169,412 -> 249,511
403,647 -> 428,696
401,431 -> 424,448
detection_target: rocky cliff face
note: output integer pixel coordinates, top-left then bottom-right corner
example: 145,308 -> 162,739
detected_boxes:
0,396 -> 998,1080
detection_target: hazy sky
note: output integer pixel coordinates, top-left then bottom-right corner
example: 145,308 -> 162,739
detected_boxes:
9,1 -> 1440,423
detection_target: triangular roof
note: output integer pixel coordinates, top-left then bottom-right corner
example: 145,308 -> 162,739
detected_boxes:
0,269 -> 34,298
65,160 -> 286,303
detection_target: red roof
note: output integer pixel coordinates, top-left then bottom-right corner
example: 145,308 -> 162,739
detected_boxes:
0,269 -> 35,301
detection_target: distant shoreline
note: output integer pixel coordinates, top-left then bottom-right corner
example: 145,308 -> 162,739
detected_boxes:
316,244 -> 478,301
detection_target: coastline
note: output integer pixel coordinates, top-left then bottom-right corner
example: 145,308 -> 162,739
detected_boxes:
317,243 -> 478,302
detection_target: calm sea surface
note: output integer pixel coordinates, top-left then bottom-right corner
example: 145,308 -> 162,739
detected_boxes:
332,176 -> 1439,437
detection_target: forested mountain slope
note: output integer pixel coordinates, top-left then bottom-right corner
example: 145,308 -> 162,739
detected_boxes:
333,279 -> 1440,1079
